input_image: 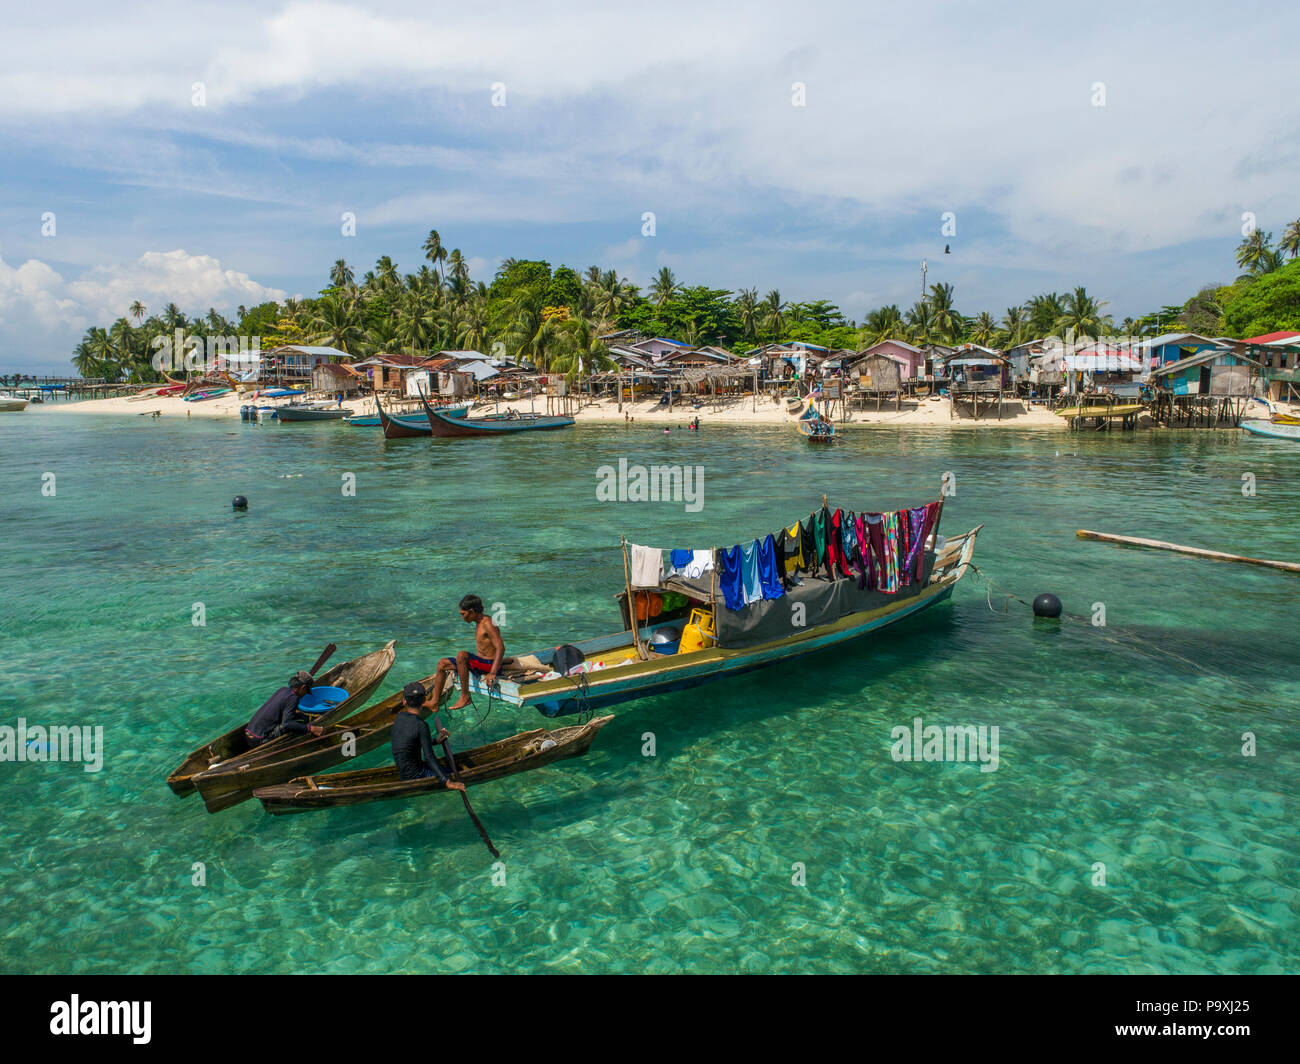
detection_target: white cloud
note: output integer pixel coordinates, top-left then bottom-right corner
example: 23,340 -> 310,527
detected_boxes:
0,248 -> 285,372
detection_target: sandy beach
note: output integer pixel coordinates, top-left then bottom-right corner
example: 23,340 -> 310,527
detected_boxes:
35,389 -> 1078,428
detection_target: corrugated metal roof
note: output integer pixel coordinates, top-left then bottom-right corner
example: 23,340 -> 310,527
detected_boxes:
271,344 -> 351,358
1062,350 -> 1142,372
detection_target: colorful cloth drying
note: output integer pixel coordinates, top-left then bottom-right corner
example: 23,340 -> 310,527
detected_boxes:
716,545 -> 746,611
879,511 -> 901,592
758,534 -> 785,600
739,539 -> 764,604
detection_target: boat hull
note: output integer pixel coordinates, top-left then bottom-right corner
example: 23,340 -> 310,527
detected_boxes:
1241,419 -> 1300,441
276,406 -> 348,421
253,716 -> 613,813
426,407 -> 575,437
0,397 -> 30,412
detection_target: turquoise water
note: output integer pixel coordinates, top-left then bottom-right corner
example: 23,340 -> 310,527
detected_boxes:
1,410 -> 1297,974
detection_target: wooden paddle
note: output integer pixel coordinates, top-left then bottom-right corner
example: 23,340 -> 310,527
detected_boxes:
433,709 -> 500,859
308,643 -> 337,678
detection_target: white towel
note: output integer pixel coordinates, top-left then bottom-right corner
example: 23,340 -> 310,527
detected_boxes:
629,544 -> 664,588
685,549 -> 714,579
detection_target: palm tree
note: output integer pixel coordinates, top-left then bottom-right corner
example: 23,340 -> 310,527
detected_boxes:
1280,219 -> 1300,260
129,300 -> 147,324
446,249 -> 470,301
329,259 -> 354,289
650,267 -> 678,307
927,283 -> 962,342
968,311 -> 998,346
862,305 -> 905,345
1027,292 -> 1066,337
1235,229 -> 1273,275
422,230 -> 447,285
761,290 -> 787,340
375,255 -> 400,291
734,288 -> 759,341
1056,286 -> 1110,341
905,300 -> 934,346
1000,306 -> 1028,348
309,294 -> 363,353
455,299 -> 490,352
592,270 -> 637,323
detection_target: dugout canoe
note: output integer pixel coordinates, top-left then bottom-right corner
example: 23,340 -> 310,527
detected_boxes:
166,640 -> 396,797
424,405 -> 575,438
190,668 -> 438,813
374,390 -> 435,437
253,715 -> 614,814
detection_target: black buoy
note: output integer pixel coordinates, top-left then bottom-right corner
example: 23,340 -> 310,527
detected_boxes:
1033,592 -> 1062,619
233,495 -> 248,511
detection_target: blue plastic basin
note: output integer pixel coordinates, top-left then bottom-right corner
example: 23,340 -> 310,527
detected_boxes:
297,686 -> 349,714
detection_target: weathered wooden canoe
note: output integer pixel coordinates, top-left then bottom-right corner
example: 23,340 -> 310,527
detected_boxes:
191,668 -> 437,813
166,641 -> 396,797
373,391 -> 436,437
253,715 -> 614,814
1054,402 -> 1144,419
276,403 -> 348,421
424,406 -> 575,438
348,403 -> 466,427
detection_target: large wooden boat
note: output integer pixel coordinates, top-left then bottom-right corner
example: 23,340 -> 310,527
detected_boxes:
1241,418 -> 1300,441
191,667 -> 437,813
166,641 -> 396,797
253,716 -> 614,814
424,405 -> 575,438
448,510 -> 981,719
348,403 -> 467,427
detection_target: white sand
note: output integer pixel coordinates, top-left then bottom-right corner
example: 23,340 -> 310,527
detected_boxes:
38,389 -> 1075,429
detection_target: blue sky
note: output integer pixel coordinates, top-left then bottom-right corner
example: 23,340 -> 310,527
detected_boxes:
2,0 -> 1298,372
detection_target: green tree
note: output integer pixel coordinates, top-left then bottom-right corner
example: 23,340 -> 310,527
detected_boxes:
650,267 -> 679,307
1280,219 -> 1300,260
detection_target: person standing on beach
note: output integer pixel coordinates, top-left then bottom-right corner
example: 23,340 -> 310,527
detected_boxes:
430,595 -> 505,711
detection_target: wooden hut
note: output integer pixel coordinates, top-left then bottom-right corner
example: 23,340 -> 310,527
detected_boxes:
845,351 -> 906,410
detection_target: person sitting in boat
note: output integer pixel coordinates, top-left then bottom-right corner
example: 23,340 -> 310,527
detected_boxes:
244,671 -> 324,747
391,682 -> 466,790
430,595 -> 506,711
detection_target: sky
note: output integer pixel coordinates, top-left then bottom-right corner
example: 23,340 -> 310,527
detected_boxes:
1,0 -> 1298,372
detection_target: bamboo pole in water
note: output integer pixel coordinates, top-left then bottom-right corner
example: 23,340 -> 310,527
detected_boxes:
1077,530 -> 1300,574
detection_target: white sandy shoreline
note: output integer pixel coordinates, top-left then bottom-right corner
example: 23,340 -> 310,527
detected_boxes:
32,391 -> 1079,429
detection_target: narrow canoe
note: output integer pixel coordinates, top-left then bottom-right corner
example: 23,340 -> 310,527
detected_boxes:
253,715 -> 614,813
191,668 -> 438,813
166,641 -> 396,797
1054,403 -> 1144,419
374,391 -> 434,437
425,406 -> 575,438
182,388 -> 233,402
276,404 -> 348,422
349,404 -> 467,427
1241,419 -> 1300,441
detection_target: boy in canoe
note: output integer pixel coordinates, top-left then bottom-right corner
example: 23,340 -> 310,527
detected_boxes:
431,594 -> 505,711
391,682 -> 466,790
244,671 -> 325,746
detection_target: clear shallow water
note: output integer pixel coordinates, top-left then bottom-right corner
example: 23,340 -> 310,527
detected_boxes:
0,410 -> 1296,973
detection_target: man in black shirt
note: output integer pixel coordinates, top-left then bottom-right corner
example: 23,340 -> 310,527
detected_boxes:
391,682 -> 466,791
245,670 -> 325,747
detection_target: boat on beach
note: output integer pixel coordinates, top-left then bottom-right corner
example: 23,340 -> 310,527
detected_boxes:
166,641 -> 396,799
183,388 -> 232,402
253,716 -> 614,814
276,402 -> 348,421
448,503 -> 980,719
0,394 -> 31,412
1241,418 -> 1300,441
191,666 -> 436,813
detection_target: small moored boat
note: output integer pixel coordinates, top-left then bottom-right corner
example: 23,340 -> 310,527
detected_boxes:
1241,418 -> 1300,441
276,402 -> 348,422
253,716 -> 614,814
423,404 -> 575,438
0,394 -> 31,412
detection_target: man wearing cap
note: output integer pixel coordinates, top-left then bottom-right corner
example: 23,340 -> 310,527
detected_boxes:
392,682 -> 467,789
244,671 -> 325,747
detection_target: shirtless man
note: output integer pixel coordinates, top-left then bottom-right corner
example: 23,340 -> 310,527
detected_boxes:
431,594 -> 505,711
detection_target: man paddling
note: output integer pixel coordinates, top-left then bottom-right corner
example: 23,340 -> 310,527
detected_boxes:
430,595 -> 505,711
244,671 -> 325,747
391,682 -> 466,790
